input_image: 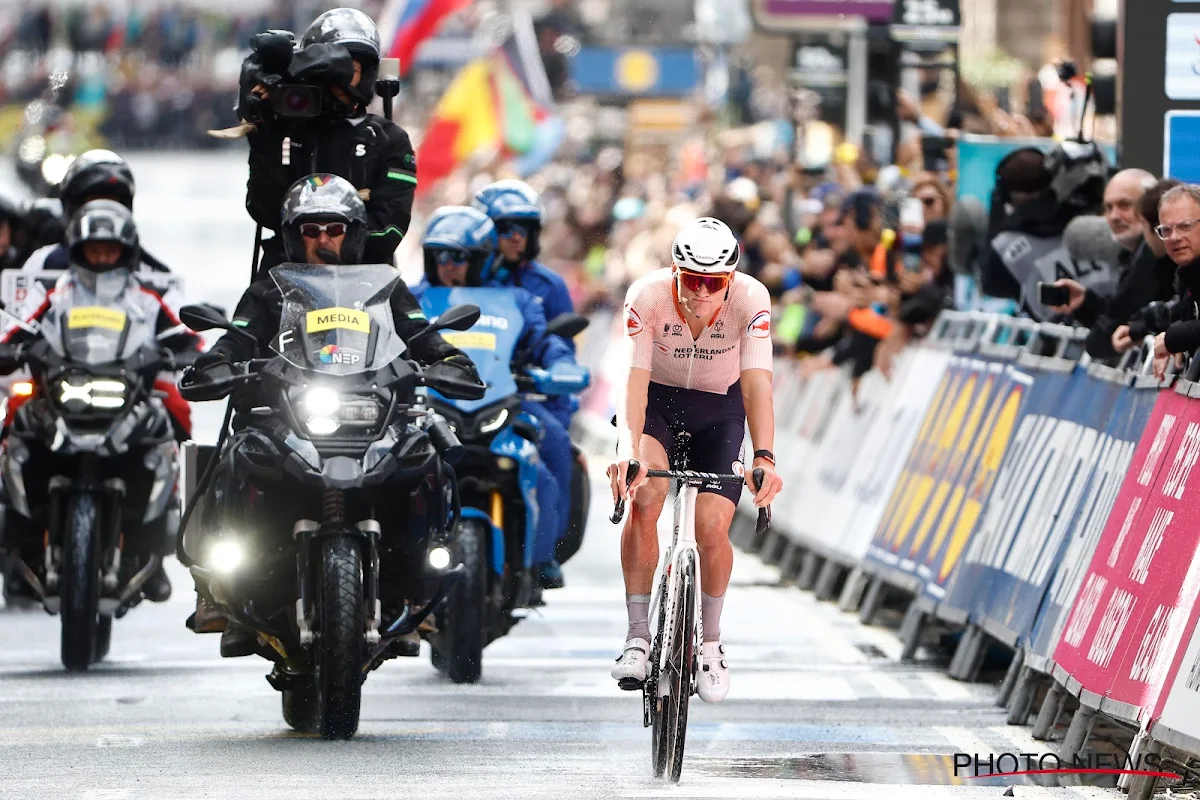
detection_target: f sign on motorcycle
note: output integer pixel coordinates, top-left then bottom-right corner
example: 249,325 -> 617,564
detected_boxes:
177,263 -> 484,740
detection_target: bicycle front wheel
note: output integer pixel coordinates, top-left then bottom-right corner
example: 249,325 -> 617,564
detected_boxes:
651,550 -> 697,783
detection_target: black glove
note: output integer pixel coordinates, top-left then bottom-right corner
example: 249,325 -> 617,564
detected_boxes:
424,355 -> 486,400
191,350 -> 236,383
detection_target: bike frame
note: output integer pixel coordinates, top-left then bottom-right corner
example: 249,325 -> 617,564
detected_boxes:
648,478 -> 703,706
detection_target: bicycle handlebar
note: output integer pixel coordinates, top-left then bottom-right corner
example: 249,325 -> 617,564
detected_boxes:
609,460 -> 772,535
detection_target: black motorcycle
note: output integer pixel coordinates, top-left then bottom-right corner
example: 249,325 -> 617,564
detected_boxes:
0,294 -> 184,670
177,262 -> 484,740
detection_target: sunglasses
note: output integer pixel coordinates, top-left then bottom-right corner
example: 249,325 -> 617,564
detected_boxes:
299,221 -> 347,238
496,221 -> 529,240
434,249 -> 470,266
678,270 -> 732,295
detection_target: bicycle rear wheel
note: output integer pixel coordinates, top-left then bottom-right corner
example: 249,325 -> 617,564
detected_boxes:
650,550 -> 696,783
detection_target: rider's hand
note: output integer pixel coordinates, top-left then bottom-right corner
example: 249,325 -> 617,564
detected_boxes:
749,457 -> 783,508
608,458 -> 647,504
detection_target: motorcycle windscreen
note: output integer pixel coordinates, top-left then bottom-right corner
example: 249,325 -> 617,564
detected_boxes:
270,262 -> 407,377
58,301 -> 134,366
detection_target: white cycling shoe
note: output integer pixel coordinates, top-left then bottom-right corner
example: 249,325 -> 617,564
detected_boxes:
611,638 -> 650,689
696,641 -> 730,703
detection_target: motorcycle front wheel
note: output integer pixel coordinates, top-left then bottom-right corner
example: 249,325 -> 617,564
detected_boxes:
60,493 -> 102,671
314,535 -> 365,740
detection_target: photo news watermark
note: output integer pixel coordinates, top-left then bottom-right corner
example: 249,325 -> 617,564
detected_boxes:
953,751 -> 1185,780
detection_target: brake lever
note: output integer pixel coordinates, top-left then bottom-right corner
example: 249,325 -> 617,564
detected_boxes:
751,467 -> 772,535
610,459 -> 642,524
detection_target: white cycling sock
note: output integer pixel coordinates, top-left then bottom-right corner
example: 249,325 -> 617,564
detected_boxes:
626,594 -> 651,642
701,592 -> 725,642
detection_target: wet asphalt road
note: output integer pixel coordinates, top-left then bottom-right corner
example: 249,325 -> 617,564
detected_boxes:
0,153 -> 1120,799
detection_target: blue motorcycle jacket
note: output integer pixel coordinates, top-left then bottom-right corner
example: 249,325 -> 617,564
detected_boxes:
412,278 -> 575,371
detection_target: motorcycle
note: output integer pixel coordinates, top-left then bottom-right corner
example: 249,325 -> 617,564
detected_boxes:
177,263 -> 484,740
417,286 -> 590,683
0,291 -> 185,669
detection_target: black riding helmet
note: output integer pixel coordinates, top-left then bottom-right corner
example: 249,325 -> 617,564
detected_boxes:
59,150 -> 135,220
65,199 -> 140,279
281,174 -> 369,264
301,8 -> 382,108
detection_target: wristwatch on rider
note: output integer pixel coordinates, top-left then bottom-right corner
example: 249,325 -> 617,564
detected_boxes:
753,449 -> 775,465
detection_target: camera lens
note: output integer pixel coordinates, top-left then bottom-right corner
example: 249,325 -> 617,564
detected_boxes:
282,88 -> 310,113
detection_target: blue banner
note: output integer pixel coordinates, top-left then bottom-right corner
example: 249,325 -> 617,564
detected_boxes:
913,361 -> 1029,603
863,357 -> 1015,586
940,365 -> 1123,645
1025,380 -> 1160,667
567,47 -> 701,97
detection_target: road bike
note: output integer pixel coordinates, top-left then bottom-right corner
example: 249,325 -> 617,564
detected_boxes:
611,431 -> 771,781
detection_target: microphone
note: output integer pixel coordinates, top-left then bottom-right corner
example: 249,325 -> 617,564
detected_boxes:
947,196 -> 989,277
1063,214 -> 1124,267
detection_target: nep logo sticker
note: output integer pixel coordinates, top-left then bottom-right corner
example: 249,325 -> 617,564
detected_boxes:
67,306 -> 127,331
306,307 -> 369,334
317,344 -> 361,365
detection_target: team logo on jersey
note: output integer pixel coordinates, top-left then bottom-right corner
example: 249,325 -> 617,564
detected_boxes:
663,323 -> 670,334
625,306 -> 644,336
671,323 -> 683,336
654,342 -> 670,354
714,319 -> 724,332
747,310 -> 771,339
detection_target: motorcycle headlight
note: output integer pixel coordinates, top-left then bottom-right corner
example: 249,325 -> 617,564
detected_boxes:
18,136 -> 46,165
297,387 -> 382,437
41,153 -> 73,186
58,377 -> 128,412
478,407 -> 510,435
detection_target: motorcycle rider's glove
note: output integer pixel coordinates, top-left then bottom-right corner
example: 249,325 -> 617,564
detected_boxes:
424,355 -> 486,399
191,350 -> 237,383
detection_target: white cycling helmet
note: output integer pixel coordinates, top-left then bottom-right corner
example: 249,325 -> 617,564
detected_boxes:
671,217 -> 741,275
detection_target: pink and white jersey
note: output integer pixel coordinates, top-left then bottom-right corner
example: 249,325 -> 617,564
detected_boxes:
623,268 -> 773,394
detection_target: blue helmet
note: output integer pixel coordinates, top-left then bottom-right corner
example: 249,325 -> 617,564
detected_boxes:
472,179 -> 543,261
421,206 -> 498,286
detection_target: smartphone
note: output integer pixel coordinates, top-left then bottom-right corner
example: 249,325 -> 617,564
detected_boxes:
899,197 -> 924,228
1037,282 -> 1071,307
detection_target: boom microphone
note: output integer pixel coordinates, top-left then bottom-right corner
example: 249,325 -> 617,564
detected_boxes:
947,196 -> 989,278
1063,214 -> 1124,267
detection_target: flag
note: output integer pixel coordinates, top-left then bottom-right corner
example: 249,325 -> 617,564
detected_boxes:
415,58 -> 499,195
414,9 -> 566,195
377,0 -> 473,75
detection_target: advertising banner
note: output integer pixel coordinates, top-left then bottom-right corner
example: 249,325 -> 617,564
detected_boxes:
941,367 -> 1124,644
862,356 -> 1018,590
1026,378 -> 1160,672
1052,389 -> 1200,722
910,361 -> 1027,603
833,347 -> 953,562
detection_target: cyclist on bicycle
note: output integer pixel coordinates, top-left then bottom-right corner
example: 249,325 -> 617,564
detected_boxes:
608,217 -> 783,703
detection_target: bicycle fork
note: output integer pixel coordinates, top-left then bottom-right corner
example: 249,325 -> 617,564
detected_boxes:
643,481 -> 704,726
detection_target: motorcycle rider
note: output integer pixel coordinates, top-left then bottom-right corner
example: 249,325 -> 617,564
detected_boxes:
473,180 -> 579,587
186,174 -> 482,647
20,150 -> 173,277
412,206 -> 579,588
241,8 -> 417,270
0,200 -> 202,604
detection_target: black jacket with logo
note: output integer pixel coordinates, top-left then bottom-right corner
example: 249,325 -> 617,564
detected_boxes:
245,115 -> 417,268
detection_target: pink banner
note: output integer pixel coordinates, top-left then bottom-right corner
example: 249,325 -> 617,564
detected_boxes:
1052,390 -> 1200,720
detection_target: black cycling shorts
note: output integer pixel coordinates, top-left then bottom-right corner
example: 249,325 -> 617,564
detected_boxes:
641,380 -> 747,505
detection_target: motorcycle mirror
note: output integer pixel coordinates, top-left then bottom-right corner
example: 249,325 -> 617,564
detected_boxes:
546,313 -> 589,340
179,304 -> 232,333
420,304 -> 481,338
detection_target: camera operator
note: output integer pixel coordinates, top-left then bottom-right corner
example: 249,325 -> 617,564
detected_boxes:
980,141 -> 1111,319
238,8 -> 417,270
